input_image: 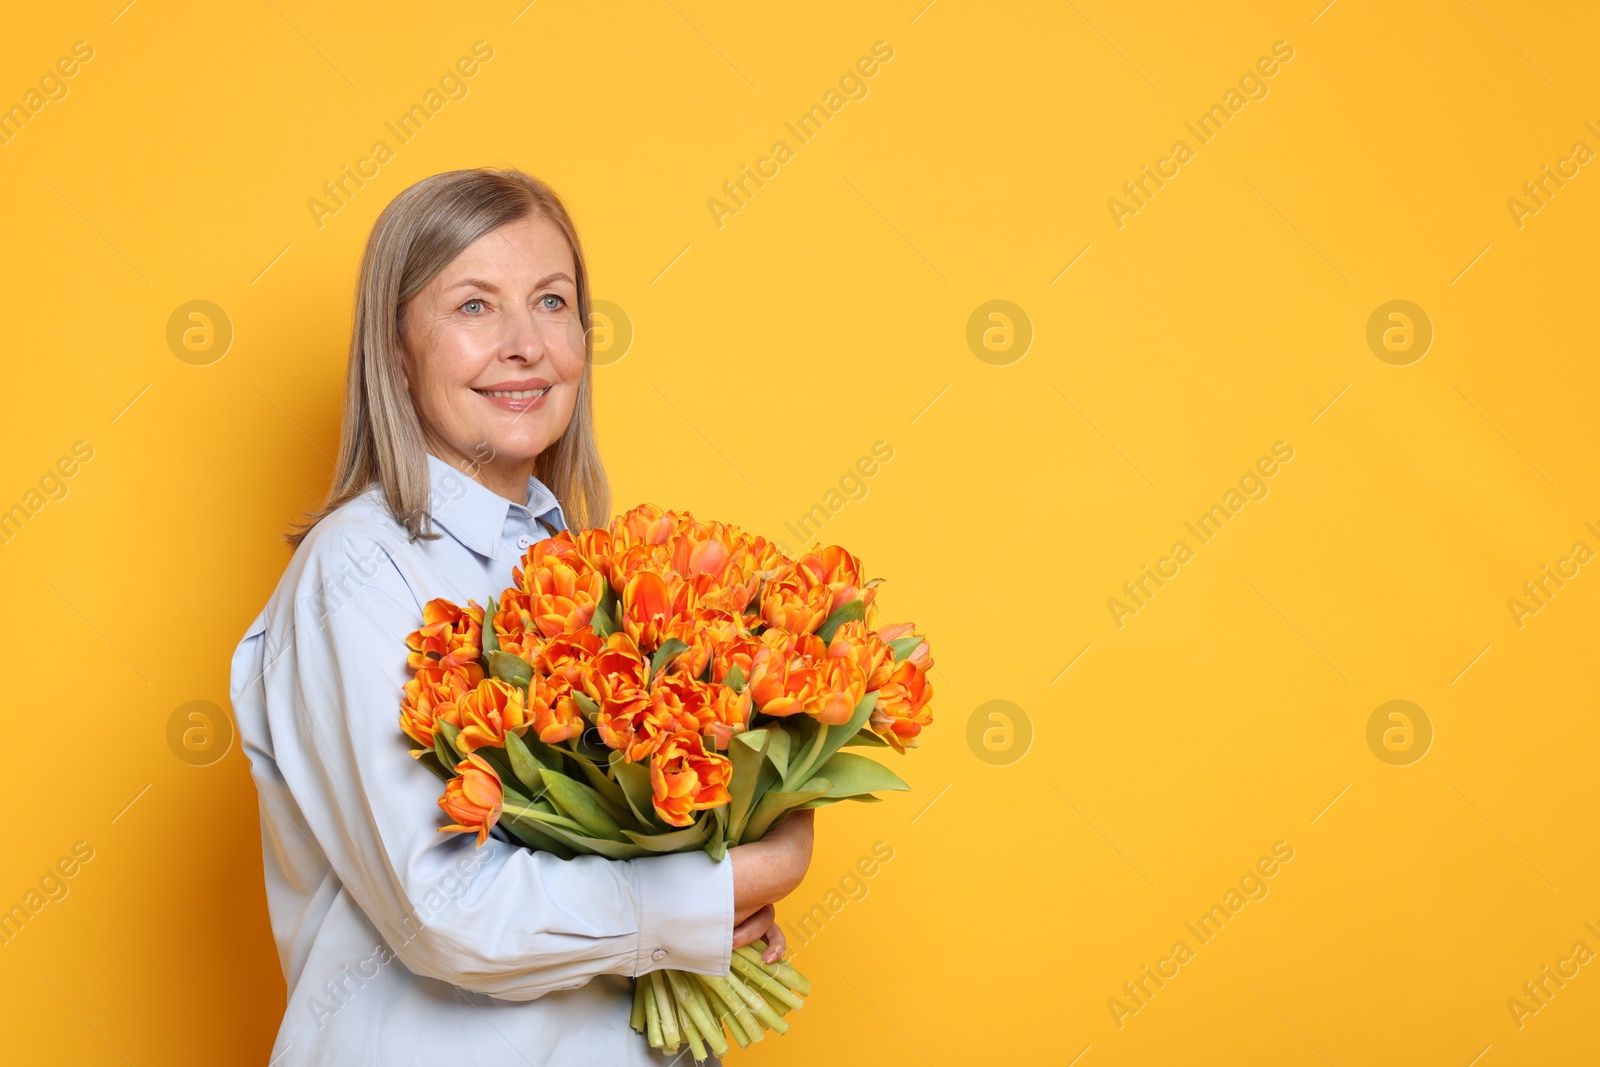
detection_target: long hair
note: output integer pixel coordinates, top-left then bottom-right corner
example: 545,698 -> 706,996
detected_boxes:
284,168 -> 611,548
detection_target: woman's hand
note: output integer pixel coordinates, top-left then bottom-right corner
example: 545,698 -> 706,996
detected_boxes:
731,902 -> 787,963
728,808 -> 815,927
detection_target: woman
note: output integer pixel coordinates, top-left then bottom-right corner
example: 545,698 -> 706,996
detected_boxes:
229,168 -> 814,1065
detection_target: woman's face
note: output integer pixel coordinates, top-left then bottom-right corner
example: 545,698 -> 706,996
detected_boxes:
400,214 -> 585,499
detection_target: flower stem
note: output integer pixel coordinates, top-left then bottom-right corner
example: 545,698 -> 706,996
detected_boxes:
668,969 -> 730,1058
699,972 -> 770,1038
630,977 -> 648,1032
650,970 -> 681,1050
694,975 -> 751,1048
783,722 -> 829,792
730,952 -> 805,1010
724,969 -> 789,1034
735,943 -> 811,995
644,974 -> 663,1049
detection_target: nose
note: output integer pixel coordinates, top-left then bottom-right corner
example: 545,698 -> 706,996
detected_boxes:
503,300 -> 547,363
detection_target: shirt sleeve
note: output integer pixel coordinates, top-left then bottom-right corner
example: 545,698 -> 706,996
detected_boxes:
262,525 -> 735,1001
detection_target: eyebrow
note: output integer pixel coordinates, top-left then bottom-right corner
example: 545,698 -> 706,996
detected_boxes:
447,273 -> 575,292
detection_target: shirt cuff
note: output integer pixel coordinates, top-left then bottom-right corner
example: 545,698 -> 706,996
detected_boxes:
631,848 -> 735,977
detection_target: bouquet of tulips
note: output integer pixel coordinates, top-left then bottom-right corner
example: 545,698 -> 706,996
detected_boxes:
397,504 -> 935,1061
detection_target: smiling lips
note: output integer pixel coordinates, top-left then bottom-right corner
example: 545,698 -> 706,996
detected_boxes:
473,378 -> 552,412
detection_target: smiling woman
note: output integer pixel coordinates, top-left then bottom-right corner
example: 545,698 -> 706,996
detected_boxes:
233,168 -> 813,1066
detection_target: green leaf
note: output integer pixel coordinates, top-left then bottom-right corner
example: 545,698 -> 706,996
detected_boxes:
571,756 -> 642,830
648,638 -> 690,684
707,805 -> 728,862
414,748 -> 452,783
796,793 -> 887,809
726,730 -> 771,843
765,723 -> 793,780
498,804 -> 578,858
591,584 -> 622,640
501,803 -> 649,858
621,817 -> 714,852
540,768 -> 626,840
481,595 -> 500,656
503,731 -> 546,795
487,650 -> 533,688
740,780 -> 831,843
571,690 -> 599,718
436,720 -> 465,768
783,691 -> 878,791
888,635 -> 923,662
806,750 -> 911,797
816,598 -> 865,644
723,662 -> 746,692
611,755 -> 664,829
841,726 -> 890,747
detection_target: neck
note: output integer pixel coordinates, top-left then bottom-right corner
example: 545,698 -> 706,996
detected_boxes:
426,441 -> 536,505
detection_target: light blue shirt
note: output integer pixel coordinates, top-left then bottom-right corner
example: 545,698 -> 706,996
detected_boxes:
229,453 -> 733,1065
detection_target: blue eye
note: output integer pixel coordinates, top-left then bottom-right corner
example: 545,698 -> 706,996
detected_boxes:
541,294 -> 565,310
462,299 -> 485,314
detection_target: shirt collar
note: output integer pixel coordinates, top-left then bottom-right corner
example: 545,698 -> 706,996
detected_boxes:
423,452 -> 569,559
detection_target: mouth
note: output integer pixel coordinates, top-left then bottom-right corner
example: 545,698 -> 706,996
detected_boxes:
474,386 -> 551,400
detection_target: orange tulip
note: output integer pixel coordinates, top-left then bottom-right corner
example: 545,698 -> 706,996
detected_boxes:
796,544 -> 875,615
711,631 -> 765,686
870,659 -> 933,753
759,568 -> 833,634
406,598 -> 485,673
582,632 -> 648,703
533,628 -> 602,686
399,665 -> 474,754
527,674 -> 586,744
703,682 -> 752,750
828,619 -> 895,691
454,679 -> 531,753
621,569 -> 693,653
876,621 -> 934,671
660,607 -> 749,681
747,642 -> 823,718
515,533 -> 608,637
489,588 -> 543,662
813,655 -> 868,726
649,730 -> 732,827
599,681 -> 700,761
438,753 -> 503,846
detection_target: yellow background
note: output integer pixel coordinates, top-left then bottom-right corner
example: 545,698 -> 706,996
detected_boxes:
2,1 -> 1597,1063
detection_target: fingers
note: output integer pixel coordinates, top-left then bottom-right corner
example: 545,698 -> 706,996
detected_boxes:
759,920 -> 786,963
731,902 -> 774,950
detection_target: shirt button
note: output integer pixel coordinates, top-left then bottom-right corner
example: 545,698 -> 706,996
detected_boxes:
515,534 -> 534,550
650,949 -> 667,961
